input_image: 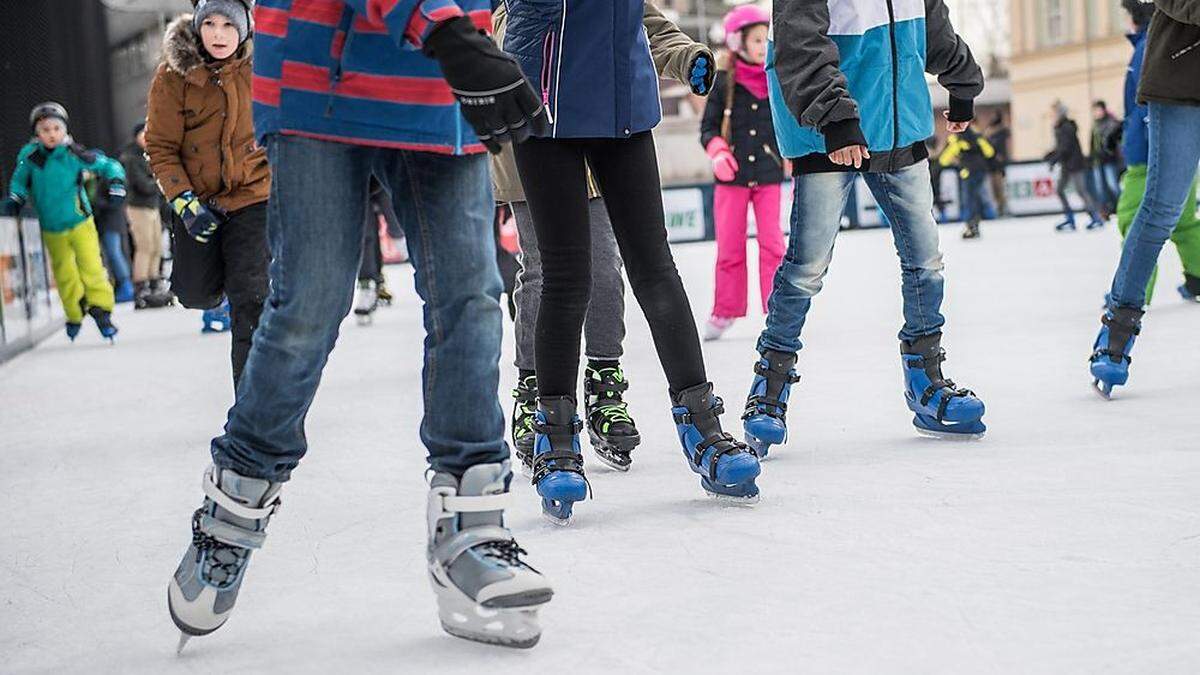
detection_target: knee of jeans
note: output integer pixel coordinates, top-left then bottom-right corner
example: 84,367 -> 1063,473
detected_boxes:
1140,191 -> 1187,225
776,258 -> 826,297
901,250 -> 945,274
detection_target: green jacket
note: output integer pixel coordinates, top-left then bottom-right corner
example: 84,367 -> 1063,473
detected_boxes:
490,1 -> 713,203
8,140 -> 127,233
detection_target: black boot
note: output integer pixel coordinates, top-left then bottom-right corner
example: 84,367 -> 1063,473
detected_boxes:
583,363 -> 640,471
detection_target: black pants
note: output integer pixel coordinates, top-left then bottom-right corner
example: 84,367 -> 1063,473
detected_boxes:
170,201 -> 269,386
513,131 -> 705,398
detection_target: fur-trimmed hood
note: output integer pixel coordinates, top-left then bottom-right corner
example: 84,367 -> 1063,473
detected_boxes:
162,13 -> 251,76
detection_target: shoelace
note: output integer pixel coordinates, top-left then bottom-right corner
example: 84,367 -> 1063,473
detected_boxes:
482,539 -> 529,567
190,508 -> 249,588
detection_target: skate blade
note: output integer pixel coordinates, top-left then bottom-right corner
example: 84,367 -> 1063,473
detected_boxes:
541,509 -> 572,526
176,633 -> 191,655
435,583 -> 545,649
705,490 -> 760,506
592,451 -> 631,472
1092,379 -> 1115,400
914,426 -> 986,441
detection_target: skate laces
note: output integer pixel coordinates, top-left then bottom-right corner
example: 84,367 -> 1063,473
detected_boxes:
480,538 -> 530,568
585,368 -> 634,432
511,379 -> 538,438
190,508 -> 250,589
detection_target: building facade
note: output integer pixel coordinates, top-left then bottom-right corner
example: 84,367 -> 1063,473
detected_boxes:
1009,0 -> 1133,160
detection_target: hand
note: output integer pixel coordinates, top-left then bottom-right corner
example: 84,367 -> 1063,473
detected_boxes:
172,191 -> 220,243
705,137 -> 739,182
944,111 -> 970,134
107,180 -> 127,207
688,52 -> 715,96
828,145 -> 871,168
424,17 -> 549,154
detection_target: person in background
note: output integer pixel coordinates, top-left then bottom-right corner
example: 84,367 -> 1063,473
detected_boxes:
120,121 -> 174,309
1111,0 -> 1200,305
1046,101 -> 1106,231
986,111 -> 1010,216
938,122 -> 996,239
1090,99 -> 1124,216
4,102 -> 123,341
699,3 -> 787,342
87,167 -> 136,303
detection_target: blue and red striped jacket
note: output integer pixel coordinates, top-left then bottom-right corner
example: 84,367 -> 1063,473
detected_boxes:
253,0 -> 492,155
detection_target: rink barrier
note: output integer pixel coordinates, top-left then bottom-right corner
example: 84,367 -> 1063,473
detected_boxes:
0,216 -> 61,364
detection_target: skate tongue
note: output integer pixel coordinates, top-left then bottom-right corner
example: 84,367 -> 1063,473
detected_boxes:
457,462 -> 511,529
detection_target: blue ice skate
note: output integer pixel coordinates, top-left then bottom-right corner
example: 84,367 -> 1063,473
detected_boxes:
673,383 -> 761,503
742,350 -> 799,459
901,334 -> 985,439
87,306 -> 118,343
201,300 -> 231,334
65,322 -> 82,342
1089,306 -> 1143,399
531,396 -> 590,525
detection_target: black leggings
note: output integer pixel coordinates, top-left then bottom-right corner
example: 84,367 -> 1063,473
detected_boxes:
513,131 -> 706,398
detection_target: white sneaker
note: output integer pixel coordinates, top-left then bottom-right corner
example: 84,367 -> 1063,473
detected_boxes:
703,316 -> 735,342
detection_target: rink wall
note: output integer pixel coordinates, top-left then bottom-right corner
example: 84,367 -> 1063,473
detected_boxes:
0,216 -> 61,364
662,159 -> 1100,243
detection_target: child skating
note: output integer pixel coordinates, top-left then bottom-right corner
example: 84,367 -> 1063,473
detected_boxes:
145,1 -> 269,386
506,0 -> 761,524
4,102 -> 125,342
742,0 -> 988,456
493,1 -> 713,473
700,4 -> 787,342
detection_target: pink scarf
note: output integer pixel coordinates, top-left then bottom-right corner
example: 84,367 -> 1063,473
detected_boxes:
734,56 -> 768,99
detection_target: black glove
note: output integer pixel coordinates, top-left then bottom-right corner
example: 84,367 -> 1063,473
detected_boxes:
424,16 -> 548,154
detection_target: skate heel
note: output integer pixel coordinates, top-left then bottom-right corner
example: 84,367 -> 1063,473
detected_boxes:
431,576 -> 544,649
741,350 -> 799,459
901,334 -> 986,440
531,396 -> 590,525
674,382 -> 762,503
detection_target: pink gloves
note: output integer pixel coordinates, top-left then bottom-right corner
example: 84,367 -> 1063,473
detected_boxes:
706,137 -> 739,182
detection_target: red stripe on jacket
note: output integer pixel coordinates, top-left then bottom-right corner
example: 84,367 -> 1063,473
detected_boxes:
338,72 -> 455,105
253,75 -> 282,107
254,6 -> 290,37
290,0 -> 345,26
282,129 -> 486,155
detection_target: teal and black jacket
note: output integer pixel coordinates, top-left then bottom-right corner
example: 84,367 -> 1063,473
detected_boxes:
768,0 -> 984,174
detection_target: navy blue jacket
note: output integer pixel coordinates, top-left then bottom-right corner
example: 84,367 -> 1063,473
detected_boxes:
1123,29 -> 1150,166
502,0 -> 661,139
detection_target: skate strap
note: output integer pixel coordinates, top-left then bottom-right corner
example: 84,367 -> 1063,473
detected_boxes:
512,385 -> 537,404
532,418 -> 585,436
433,526 -> 515,566
531,450 -> 586,478
585,377 -> 629,395
203,470 -> 282,522
196,512 -> 268,550
742,395 -> 788,420
753,360 -> 801,384
694,433 -> 746,482
919,382 -> 975,423
672,399 -> 725,426
440,491 -> 512,514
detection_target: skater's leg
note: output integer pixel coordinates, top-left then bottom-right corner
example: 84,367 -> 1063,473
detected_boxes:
69,219 -> 116,312
584,133 -> 705,391
509,200 -> 542,373
213,135 -> 372,482
1115,166 -> 1158,303
711,184 -> 751,320
382,150 -> 509,476
1056,169 -> 1077,226
756,172 -> 854,355
168,211 -> 226,310
1168,178 -> 1200,284
359,195 -> 383,282
1110,102 -> 1200,309
127,205 -> 162,284
582,197 -> 627,361
862,161 -> 947,342
751,183 -> 785,314
42,228 -> 86,323
100,230 -> 132,287
1069,171 -> 1105,223
513,138 -> 592,398
219,202 -> 270,388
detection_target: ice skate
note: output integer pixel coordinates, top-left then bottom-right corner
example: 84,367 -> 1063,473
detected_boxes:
1089,306 -> 1143,399
65,321 -> 82,342
673,383 -> 761,503
87,306 -> 118,343
510,374 -> 537,476
375,278 -> 394,306
427,461 -> 552,648
901,333 -> 986,439
742,350 -> 799,458
353,279 -> 378,325
1055,218 -> 1077,232
583,364 -> 640,471
135,281 -> 174,310
1178,274 -> 1200,303
168,465 -> 282,652
961,220 -> 981,239
201,301 -> 231,334
531,396 -> 590,525
702,316 -> 735,342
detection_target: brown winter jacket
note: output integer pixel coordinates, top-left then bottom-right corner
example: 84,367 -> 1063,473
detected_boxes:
490,1 -> 713,203
146,15 -> 269,214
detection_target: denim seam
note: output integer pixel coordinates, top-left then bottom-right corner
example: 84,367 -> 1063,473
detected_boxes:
871,170 -> 928,337
401,152 -> 444,401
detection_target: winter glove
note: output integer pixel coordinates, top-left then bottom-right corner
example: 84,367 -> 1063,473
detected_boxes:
107,180 -> 127,207
2,196 -> 23,217
423,16 -> 549,154
172,191 -> 220,243
706,137 -> 739,182
689,52 -> 716,96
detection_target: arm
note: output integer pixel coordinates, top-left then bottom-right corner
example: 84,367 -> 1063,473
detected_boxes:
938,136 -> 963,166
1155,0 -> 1200,25
145,67 -> 194,201
7,147 -> 33,204
772,0 -> 865,152
924,0 -> 984,122
643,1 -> 713,89
122,150 -> 159,198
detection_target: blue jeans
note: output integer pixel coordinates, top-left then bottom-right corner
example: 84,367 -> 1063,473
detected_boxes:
961,173 -> 994,224
1110,102 -> 1200,309
1093,162 -> 1121,210
100,230 -> 131,283
759,161 -> 946,354
211,135 -> 507,481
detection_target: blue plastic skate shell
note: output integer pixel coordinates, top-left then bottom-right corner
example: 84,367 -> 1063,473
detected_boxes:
674,402 -> 761,503
902,354 -> 986,440
531,412 -> 589,525
65,322 -> 82,342
201,301 -> 232,334
742,356 -> 799,459
1089,323 -> 1135,400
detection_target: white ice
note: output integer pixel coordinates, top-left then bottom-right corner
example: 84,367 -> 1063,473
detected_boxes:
3,216 -> 1199,674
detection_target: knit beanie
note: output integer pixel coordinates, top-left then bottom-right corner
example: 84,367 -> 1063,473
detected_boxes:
193,0 -> 251,44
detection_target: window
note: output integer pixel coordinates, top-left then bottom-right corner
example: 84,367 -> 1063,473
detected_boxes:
1041,0 -> 1069,46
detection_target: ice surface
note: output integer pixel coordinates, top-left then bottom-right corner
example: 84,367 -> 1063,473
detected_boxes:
3,216 -> 1199,674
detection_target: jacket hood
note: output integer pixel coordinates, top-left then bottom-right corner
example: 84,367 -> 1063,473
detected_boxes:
162,13 -> 250,76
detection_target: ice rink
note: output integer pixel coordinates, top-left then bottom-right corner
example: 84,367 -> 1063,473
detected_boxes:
3,215 -> 1199,674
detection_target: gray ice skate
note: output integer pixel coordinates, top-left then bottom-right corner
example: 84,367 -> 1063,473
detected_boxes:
354,279 -> 378,325
427,461 -> 552,649
168,465 -> 282,653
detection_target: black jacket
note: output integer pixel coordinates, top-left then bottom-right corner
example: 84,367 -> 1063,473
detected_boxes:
700,69 -> 786,187
119,142 -> 161,209
1090,113 -> 1123,163
1139,0 -> 1200,106
1045,118 -> 1088,173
